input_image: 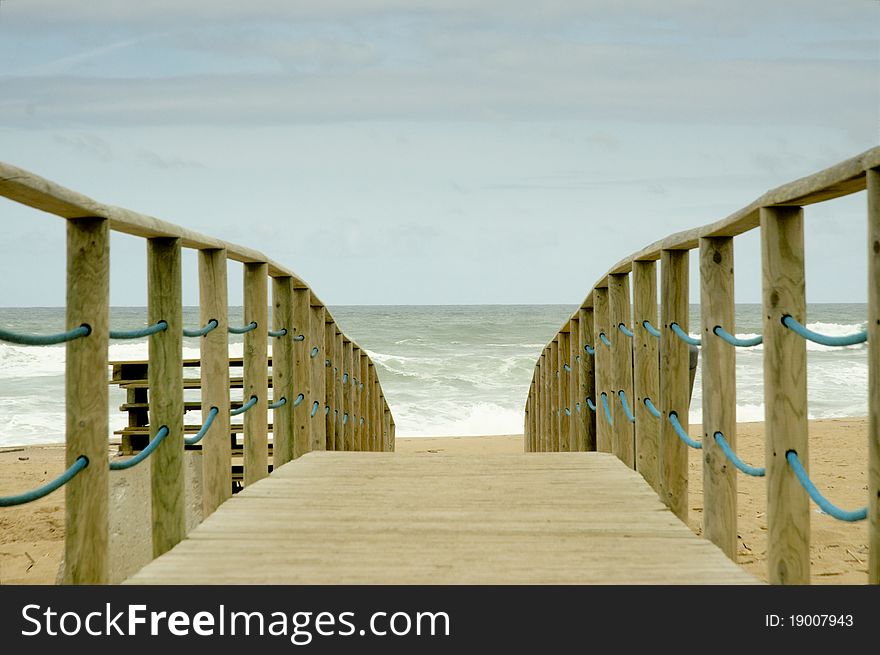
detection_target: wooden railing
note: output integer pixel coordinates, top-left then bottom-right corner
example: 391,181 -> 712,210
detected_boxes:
524,147 -> 880,585
0,163 -> 395,584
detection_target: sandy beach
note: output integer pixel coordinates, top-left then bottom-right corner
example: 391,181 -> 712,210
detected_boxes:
1,418 -> 870,585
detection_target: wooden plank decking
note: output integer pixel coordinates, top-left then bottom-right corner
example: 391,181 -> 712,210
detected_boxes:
126,452 -> 756,584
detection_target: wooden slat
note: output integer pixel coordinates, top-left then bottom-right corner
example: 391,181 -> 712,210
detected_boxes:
608,273 -> 634,467
557,329 -> 571,452
569,317 -> 583,451
343,339 -> 354,451
309,305 -> 327,452
199,248 -> 231,517
64,217 -> 109,584
126,452 -> 756,585
699,237 -> 737,559
351,345 -> 362,450
632,260 -> 659,491
324,320 -> 337,451
549,338 -> 559,451
869,169 -> 880,585
577,307 -> 596,451
271,275 -> 295,467
593,288 -> 611,453
761,206 -> 809,585
243,263 -> 269,487
334,330 -> 345,451
292,288 -> 311,458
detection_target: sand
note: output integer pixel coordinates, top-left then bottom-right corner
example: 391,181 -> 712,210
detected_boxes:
1,418 -> 871,585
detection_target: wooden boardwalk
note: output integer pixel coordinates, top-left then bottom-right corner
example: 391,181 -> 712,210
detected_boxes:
126,451 -> 755,584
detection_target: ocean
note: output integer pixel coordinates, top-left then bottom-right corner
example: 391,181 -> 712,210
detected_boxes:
0,304 -> 870,447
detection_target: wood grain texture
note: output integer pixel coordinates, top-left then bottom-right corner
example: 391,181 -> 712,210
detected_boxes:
557,329 -> 571,452
549,339 -> 560,451
632,261 -> 659,491
147,237 -> 185,558
126,452 -> 757,585
869,169 -> 880,585
243,263 -> 269,487
539,353 -> 548,452
359,353 -> 370,451
324,320 -> 337,451
593,288 -> 612,453
608,273 -> 634,467
334,331 -> 345,451
659,249 -> 689,522
761,206 -> 810,585
271,276 -> 295,466
699,237 -> 737,559
64,217 -> 109,584
351,346 -> 362,450
578,307 -> 596,451
292,288 -> 311,458
569,318 -> 584,451
199,249 -> 231,516
309,305 -> 327,451
343,340 -> 354,451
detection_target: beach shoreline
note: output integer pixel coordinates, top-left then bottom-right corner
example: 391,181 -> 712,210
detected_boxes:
1,417 -> 870,585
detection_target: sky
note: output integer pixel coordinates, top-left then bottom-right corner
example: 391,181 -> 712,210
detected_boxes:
0,0 -> 877,307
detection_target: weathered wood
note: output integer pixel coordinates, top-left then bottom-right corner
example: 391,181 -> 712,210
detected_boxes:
699,237 -> 737,560
569,318 -> 583,451
243,262 -> 269,487
292,288 -> 311,458
271,275 -> 295,467
526,376 -> 535,452
126,452 -> 757,585
869,169 -> 880,585
761,206 -> 809,584
64,217 -> 109,584
608,273 -> 635,467
577,307 -> 596,451
373,366 -> 382,451
343,339 -> 354,451
351,345 -> 362,450
147,237 -> 185,558
383,406 -> 393,452
539,352 -> 548,452
557,329 -> 571,452
359,352 -> 370,451
199,248 -> 231,516
632,260 -> 660,491
549,338 -> 560,451
324,320 -> 337,451
593,287 -> 612,453
334,330 -> 344,451
659,249 -> 689,522
309,305 -> 327,451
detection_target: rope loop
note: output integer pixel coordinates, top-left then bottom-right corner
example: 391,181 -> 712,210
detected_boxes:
228,321 -> 258,334
0,324 -> 91,346
0,456 -> 88,506
618,323 -> 634,338
183,319 -> 219,338
185,407 -> 219,446
642,320 -> 661,338
230,395 -> 258,416
781,315 -> 867,347
670,322 -> 701,346
618,390 -> 635,423
668,412 -> 701,449
110,426 -> 169,470
713,432 -> 764,476
110,320 -> 168,340
713,325 -> 762,347
786,451 -> 867,521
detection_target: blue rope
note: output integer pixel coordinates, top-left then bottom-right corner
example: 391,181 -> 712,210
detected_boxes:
575,355 -> 581,362
185,407 -> 219,446
268,328 -> 287,338
343,413 -> 349,424
599,332 -> 612,347
292,393 -> 304,407
563,363 -> 572,372
360,417 -> 365,425
310,346 -> 319,358
0,324 -> 90,346
0,456 -> 88,506
564,407 -> 571,416
110,321 -> 167,339
642,320 -> 661,338
230,395 -> 257,416
268,397 -> 287,410
325,358 -> 331,367
576,402 -> 581,413
786,451 -> 867,521
670,322 -> 701,346
618,390 -> 635,423
342,373 -> 349,383
782,315 -> 867,347
618,323 -> 634,338
714,432 -> 764,476
228,321 -> 258,334
325,405 -> 330,416
293,334 -> 305,341
584,344 -> 595,356
713,326 -> 762,347
183,319 -> 218,338
668,412 -> 701,449
643,397 -> 662,419
310,401 -> 319,417
110,426 -> 169,470
600,392 -> 613,425
586,397 -> 596,412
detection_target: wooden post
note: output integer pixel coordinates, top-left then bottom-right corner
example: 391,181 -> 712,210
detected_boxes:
343,339 -> 354,450
199,248 -> 231,516
64,217 -> 109,584
390,416 -> 396,451
243,262 -> 269,486
334,330 -> 344,451
147,237 -> 185,557
383,406 -> 393,452
366,362 -> 376,451
569,317 -> 582,451
761,206 -> 809,584
360,351 -> 370,450
578,307 -> 596,451
593,287 -> 612,453
608,273 -> 635,468
526,376 -> 534,452
539,352 -> 548,451
292,288 -> 311,458
271,275 -> 295,467
700,237 -> 737,559
659,249 -> 689,521
309,304 -> 326,451
351,345 -> 362,450
550,338 -> 559,451
557,328 -> 571,451
373,366 -> 382,451
324,320 -> 336,451
869,168 -> 880,585
632,260 -> 660,491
